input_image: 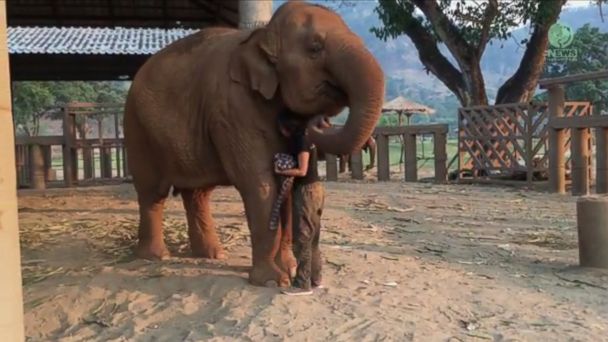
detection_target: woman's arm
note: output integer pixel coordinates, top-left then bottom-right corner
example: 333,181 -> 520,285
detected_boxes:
277,151 -> 310,177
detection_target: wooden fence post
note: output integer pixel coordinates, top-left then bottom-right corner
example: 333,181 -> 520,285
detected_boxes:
525,105 -> 536,186
42,145 -> 54,181
548,85 -> 566,194
29,144 -> 46,190
325,154 -> 338,181
571,128 -> 590,196
434,132 -> 448,183
404,133 -> 417,182
597,127 -> 608,194
62,107 -> 76,187
80,124 -> 93,180
101,147 -> 113,178
377,134 -> 390,181
350,150 -> 364,180
122,146 -> 129,177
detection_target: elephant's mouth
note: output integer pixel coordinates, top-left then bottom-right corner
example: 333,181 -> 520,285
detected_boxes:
318,81 -> 347,104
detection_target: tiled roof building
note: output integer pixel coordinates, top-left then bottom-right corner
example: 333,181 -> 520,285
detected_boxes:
8,26 -> 199,55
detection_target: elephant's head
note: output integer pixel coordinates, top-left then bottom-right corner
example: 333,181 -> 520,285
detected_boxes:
230,0 -> 385,155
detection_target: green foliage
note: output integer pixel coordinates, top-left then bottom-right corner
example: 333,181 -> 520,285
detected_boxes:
540,24 -> 608,109
371,0 -> 545,46
12,82 -> 57,136
11,81 -> 128,136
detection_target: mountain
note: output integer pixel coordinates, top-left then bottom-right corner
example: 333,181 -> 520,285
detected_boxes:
274,1 -> 608,129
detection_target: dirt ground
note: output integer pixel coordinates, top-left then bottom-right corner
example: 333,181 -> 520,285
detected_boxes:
17,176 -> 608,341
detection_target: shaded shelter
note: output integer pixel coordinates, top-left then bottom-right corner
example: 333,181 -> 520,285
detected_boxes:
381,95 -> 436,126
381,96 -> 436,165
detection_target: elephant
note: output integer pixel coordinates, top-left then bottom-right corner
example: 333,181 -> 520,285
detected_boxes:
123,0 -> 385,287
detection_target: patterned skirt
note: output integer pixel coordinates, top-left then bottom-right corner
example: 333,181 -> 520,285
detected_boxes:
269,153 -> 297,231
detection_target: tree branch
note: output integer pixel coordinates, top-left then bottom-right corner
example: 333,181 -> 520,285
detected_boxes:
477,0 -> 499,56
411,0 -> 474,62
399,14 -> 469,105
495,0 -> 567,104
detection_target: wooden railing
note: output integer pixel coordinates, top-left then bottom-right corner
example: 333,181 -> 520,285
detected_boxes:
457,101 -> 592,184
540,70 -> 608,195
14,102 -> 128,189
324,124 -> 449,183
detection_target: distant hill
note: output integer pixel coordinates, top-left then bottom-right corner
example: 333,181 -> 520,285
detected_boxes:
273,1 -> 607,130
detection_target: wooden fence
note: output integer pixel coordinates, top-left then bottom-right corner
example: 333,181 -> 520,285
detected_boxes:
16,102 -> 449,188
541,69 -> 608,195
458,101 -> 593,184
15,102 -> 129,189
324,124 -> 449,183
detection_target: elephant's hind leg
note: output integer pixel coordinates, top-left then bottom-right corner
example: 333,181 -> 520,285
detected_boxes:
180,188 -> 226,259
136,193 -> 170,260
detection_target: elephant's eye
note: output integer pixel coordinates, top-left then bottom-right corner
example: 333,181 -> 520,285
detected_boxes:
309,41 -> 324,57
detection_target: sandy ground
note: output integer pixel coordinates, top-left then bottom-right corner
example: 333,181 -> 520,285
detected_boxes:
17,174 -> 608,341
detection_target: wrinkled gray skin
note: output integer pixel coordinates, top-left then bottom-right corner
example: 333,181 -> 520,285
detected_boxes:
123,1 -> 385,287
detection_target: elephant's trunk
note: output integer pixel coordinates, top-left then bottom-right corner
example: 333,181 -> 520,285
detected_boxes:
307,33 -> 385,155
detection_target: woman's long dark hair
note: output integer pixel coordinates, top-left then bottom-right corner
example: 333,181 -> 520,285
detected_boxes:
277,110 -> 306,136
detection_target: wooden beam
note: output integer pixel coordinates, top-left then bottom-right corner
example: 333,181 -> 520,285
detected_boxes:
373,124 -> 449,136
539,70 -> 608,89
550,115 -> 608,129
0,2 -> 26,340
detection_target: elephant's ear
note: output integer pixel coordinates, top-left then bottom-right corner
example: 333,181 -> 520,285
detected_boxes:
229,28 -> 279,100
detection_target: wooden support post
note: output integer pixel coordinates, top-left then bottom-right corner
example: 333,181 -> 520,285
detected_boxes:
404,133 -> 417,182
114,113 -> 121,177
571,128 -> 590,196
434,132 -> 447,183
42,145 -> 53,181
80,124 -> 93,180
577,196 -> 608,268
101,147 -> 113,178
350,149 -> 364,180
83,143 -> 93,179
14,145 -> 25,187
239,0 -> 273,29
377,134 -> 390,181
62,107 -> 77,187
548,85 -> 566,194
525,105 -> 536,186
29,144 -> 46,190
0,4 -> 26,339
596,128 -> 608,194
325,154 -> 338,181
122,146 -> 129,177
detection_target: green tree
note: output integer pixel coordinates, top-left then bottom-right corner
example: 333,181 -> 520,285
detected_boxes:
12,82 -> 58,136
11,81 -> 128,137
371,0 -> 568,106
542,24 -> 608,110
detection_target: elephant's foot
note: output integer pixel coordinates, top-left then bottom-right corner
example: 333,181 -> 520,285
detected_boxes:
249,261 -> 290,288
136,239 -> 170,260
191,238 -> 226,259
276,248 -> 297,278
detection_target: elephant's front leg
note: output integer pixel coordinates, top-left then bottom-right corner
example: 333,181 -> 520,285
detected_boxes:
240,178 -> 291,287
180,188 -> 225,259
